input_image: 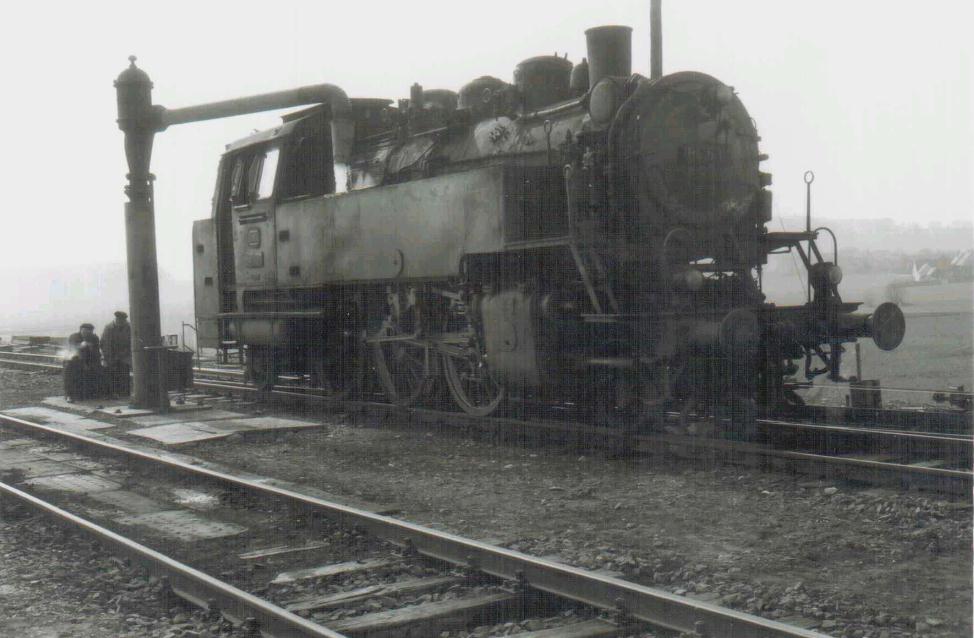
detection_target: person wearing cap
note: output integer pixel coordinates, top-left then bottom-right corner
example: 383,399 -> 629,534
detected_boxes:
64,323 -> 104,401
101,311 -> 132,399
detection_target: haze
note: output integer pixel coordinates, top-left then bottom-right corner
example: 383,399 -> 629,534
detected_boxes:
0,0 -> 970,332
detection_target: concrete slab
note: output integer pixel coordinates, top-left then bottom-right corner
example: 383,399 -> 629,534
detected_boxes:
1,406 -> 113,430
123,413 -> 299,445
129,409 -> 248,428
0,439 -> 36,449
27,473 -> 122,493
40,453 -> 112,472
89,490 -> 168,514
62,419 -> 114,431
0,459 -> 78,478
3,406 -> 90,423
193,419 -> 259,433
95,405 -> 155,418
39,452 -> 91,462
0,446 -> 42,462
241,416 -> 319,432
60,458 -> 107,471
96,401 -> 218,419
113,510 -> 246,541
43,396 -> 122,413
127,422 -> 233,446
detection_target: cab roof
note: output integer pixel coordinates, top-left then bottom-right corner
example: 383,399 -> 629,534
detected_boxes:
223,104 -> 328,154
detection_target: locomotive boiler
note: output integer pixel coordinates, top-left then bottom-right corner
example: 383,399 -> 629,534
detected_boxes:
192,23 -> 905,427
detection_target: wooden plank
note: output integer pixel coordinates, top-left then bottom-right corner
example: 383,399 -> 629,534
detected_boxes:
515,619 -> 621,638
239,541 -> 329,560
270,558 -> 398,584
328,591 -> 517,638
285,576 -> 459,613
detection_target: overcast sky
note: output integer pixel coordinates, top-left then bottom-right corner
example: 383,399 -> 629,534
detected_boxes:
0,0 -> 970,284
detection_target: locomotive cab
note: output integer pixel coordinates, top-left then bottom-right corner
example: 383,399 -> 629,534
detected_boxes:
194,106 -> 345,355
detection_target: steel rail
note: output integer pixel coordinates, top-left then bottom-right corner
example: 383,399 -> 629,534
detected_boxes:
0,480 -> 346,638
3,355 -> 968,432
0,362 -> 965,491
0,412 -> 824,638
786,382 -> 973,397
191,379 -> 974,495
190,376 -> 972,431
0,351 -> 60,361
0,356 -> 61,372
757,417 -> 973,446
638,433 -> 972,493
0,355 -> 246,379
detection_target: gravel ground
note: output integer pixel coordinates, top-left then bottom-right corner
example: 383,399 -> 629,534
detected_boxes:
0,505 -> 235,638
0,368 -> 63,409
194,408 -> 972,638
0,370 -> 231,637
1,368 -> 971,637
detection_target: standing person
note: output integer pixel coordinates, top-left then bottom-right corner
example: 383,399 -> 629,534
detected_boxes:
101,311 -> 132,399
64,323 -> 103,401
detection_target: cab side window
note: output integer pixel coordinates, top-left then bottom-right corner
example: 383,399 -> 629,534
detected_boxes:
279,117 -> 335,199
229,147 -> 279,207
229,155 -> 249,206
256,148 -> 279,200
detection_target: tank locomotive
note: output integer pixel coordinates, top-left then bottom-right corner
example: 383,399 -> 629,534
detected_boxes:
192,24 -> 905,426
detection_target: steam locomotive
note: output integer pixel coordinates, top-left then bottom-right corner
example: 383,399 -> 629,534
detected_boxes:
192,24 -> 905,427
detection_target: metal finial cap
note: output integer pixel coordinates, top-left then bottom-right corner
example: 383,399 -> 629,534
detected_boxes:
115,54 -> 152,87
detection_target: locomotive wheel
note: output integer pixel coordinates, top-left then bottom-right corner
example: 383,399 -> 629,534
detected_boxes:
442,342 -> 505,417
373,336 -> 437,406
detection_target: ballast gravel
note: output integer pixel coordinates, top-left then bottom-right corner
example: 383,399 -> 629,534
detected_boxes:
0,369 -> 970,637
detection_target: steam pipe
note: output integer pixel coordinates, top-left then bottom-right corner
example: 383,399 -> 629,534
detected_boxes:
158,83 -> 351,129
651,0 -> 662,80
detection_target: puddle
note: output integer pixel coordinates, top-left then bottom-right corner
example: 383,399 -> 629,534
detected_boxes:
170,488 -> 221,510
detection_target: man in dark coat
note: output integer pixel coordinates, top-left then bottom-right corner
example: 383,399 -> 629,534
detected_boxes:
64,323 -> 104,401
101,310 -> 132,398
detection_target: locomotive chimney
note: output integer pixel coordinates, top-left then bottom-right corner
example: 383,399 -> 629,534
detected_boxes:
651,0 -> 662,80
584,25 -> 632,87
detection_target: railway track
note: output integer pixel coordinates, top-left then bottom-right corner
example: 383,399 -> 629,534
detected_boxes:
0,349 -> 63,372
192,378 -> 973,497
7,351 -> 964,435
2,349 -> 969,421
0,349 -> 243,379
0,412 -> 826,638
2,354 -> 969,495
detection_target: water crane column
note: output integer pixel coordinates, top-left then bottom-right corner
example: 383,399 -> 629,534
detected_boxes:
115,57 -> 351,410
114,57 -> 166,410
